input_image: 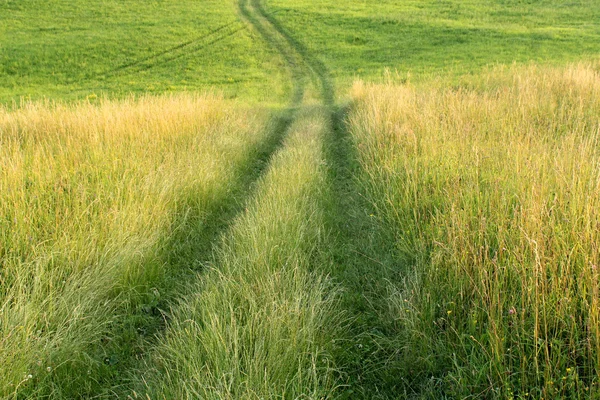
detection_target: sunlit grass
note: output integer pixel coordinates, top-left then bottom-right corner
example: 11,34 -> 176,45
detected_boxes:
136,108 -> 341,399
0,94 -> 269,398
349,63 -> 600,398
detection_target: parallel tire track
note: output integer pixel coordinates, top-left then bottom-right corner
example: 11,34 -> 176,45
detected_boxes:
237,0 -> 309,107
68,22 -> 245,85
104,22 -> 239,75
238,2 -> 402,398
102,25 -> 245,79
248,0 -> 336,107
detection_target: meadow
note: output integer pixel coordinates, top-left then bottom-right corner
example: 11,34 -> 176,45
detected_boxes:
0,0 -> 287,104
348,63 -> 600,398
0,95 -> 279,397
2,0 -> 600,398
3,0 -> 600,105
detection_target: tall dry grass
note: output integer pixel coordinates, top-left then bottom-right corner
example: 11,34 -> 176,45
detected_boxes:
0,94 -> 268,397
349,64 -> 600,398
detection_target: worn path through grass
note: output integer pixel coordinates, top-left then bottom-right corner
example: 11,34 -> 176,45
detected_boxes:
84,0 -> 315,397
242,1 -> 409,397
13,0 -> 408,396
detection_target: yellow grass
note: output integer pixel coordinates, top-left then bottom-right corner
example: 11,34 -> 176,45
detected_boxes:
139,108 -> 340,399
0,94 -> 269,397
349,63 -> 600,398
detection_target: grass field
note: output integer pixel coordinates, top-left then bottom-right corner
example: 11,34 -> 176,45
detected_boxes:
269,0 -> 600,85
0,94 -> 279,397
0,0 -> 287,104
2,0 -> 600,398
348,63 -> 600,398
2,0 -> 599,105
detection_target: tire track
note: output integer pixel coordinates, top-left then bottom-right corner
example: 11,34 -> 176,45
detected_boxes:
104,22 -> 239,76
241,0 -> 344,142
101,24 -> 246,79
62,110 -> 295,399
240,2 -> 405,397
249,0 -> 336,108
66,22 -> 245,85
237,0 -> 308,107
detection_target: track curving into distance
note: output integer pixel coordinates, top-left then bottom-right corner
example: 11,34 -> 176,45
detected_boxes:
237,2 -> 404,397
237,0 -> 335,110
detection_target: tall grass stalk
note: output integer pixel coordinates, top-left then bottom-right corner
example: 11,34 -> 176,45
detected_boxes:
349,63 -> 600,398
0,94 -> 268,397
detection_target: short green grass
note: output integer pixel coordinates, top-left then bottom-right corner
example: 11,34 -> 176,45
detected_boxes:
3,0 -> 599,105
0,0 -> 288,104
267,0 -> 600,89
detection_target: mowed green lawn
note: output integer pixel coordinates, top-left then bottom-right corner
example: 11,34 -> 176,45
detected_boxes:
2,0 -> 599,105
0,0 -> 288,104
268,0 -> 600,87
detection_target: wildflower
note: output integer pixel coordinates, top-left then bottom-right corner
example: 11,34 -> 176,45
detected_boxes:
46,367 -> 52,372
447,310 -> 452,315
567,368 -> 572,373
508,307 -> 516,315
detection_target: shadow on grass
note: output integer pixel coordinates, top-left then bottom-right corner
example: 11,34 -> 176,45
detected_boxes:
244,1 -> 410,395
237,0 -> 307,107
321,106 -> 410,399
250,0 -> 335,108
34,108 -> 297,399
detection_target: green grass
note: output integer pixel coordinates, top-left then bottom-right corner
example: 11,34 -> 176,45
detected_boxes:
268,0 -> 600,88
347,63 -> 600,398
0,0 -> 289,104
0,94 -> 283,398
136,109 -> 340,399
4,0 -> 600,398
3,0 -> 599,105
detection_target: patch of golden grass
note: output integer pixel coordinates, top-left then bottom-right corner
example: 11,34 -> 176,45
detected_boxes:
0,94 -> 268,396
349,63 -> 600,398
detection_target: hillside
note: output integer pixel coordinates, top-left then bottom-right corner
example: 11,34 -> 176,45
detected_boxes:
2,0 -> 599,104
2,1 -> 600,399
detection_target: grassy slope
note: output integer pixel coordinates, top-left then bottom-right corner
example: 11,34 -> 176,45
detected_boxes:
4,0 -> 599,105
4,0 -> 600,398
267,0 -> 600,88
0,0 -> 288,104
